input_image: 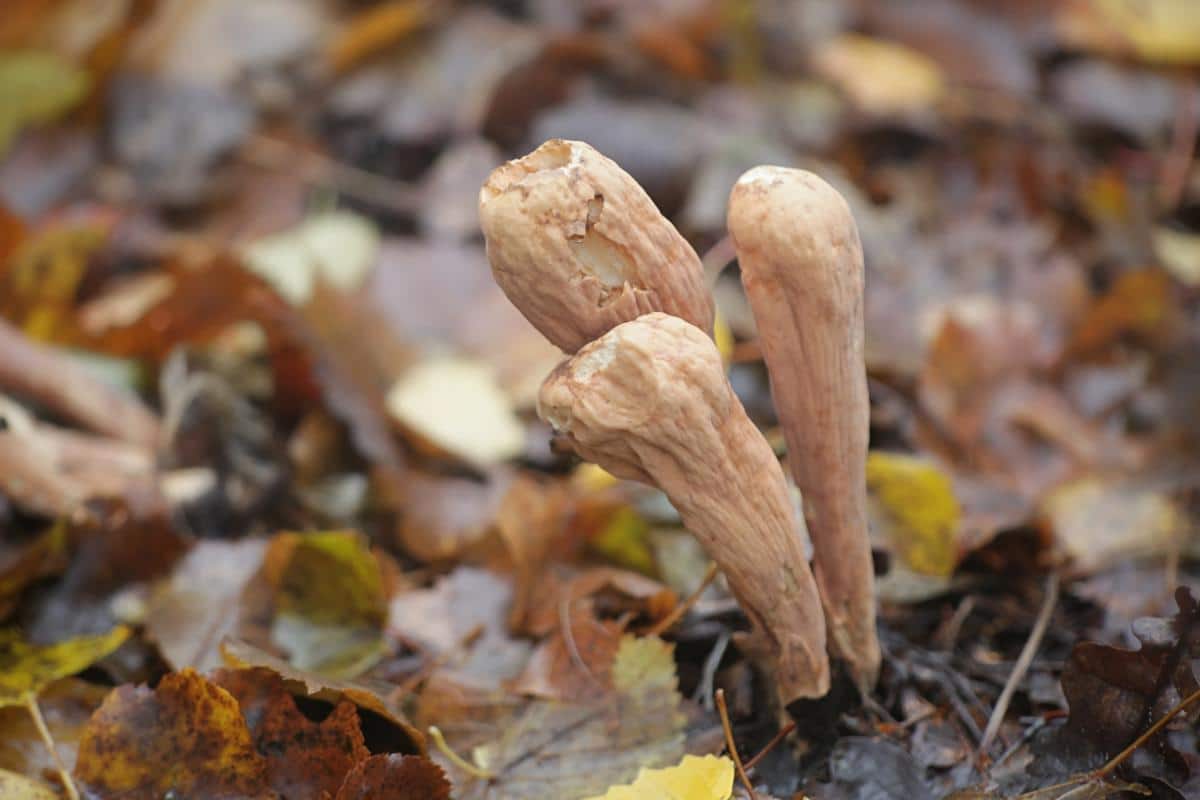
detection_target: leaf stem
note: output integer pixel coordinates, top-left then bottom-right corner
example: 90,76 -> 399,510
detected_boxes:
22,691 -> 79,800
715,689 -> 757,800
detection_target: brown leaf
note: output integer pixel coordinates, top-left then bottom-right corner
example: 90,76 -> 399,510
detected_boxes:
214,667 -> 370,800
0,678 -> 108,779
74,669 -> 276,800
334,754 -> 451,800
220,639 -> 424,755
510,599 -> 625,701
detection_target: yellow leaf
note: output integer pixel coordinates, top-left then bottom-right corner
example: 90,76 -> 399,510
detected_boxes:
713,310 -> 735,365
584,754 -> 734,800
0,767 -> 58,799
0,626 -> 129,707
0,50 -> 89,157
591,506 -> 656,575
266,531 -> 387,677
1058,0 -> 1200,65
866,452 -> 960,577
812,34 -> 945,115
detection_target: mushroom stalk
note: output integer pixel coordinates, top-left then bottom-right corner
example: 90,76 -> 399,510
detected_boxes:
539,313 -> 829,703
727,167 -> 880,691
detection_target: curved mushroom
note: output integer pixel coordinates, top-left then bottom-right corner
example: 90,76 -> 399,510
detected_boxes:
727,166 -> 880,691
539,312 -> 829,703
479,139 -> 714,354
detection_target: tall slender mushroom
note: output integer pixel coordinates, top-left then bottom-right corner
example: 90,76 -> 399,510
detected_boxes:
479,139 -> 714,353
539,313 -> 830,703
727,167 -> 880,691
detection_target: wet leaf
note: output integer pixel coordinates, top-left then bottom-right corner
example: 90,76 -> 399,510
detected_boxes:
866,451 -> 961,577
584,754 -> 734,800
0,626 -> 128,706
73,669 -> 275,800
334,753 -> 451,800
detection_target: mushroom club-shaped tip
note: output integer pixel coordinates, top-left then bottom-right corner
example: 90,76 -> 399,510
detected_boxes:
479,139 -> 715,354
539,312 -> 830,704
727,166 -> 880,692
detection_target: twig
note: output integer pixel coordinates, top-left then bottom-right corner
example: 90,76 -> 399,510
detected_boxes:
743,722 -> 795,771
694,631 -> 730,709
428,725 -> 494,780
1017,685 -> 1200,798
715,689 -> 757,800
976,573 -> 1059,761
645,561 -> 719,637
23,692 -> 80,800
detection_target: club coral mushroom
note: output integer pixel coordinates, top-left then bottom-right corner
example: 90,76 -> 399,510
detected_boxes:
478,139 -> 715,353
727,166 -> 880,692
539,313 -> 830,703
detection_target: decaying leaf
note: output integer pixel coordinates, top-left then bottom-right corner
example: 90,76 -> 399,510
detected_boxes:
0,767 -> 57,800
334,753 -> 452,800
74,669 -> 275,800
240,212 -> 380,305
421,634 -> 687,799
0,626 -> 128,707
261,530 -> 389,677
812,33 -> 945,116
584,754 -> 733,800
0,678 -> 109,780
214,667 -> 370,799
0,49 -> 89,158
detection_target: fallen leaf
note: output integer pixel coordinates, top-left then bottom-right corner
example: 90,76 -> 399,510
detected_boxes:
1058,0 -> 1200,65
326,0 -> 430,75
866,451 -> 961,577
214,667 -> 370,800
583,754 -> 734,800
0,50 -> 89,157
1065,269 -> 1176,359
812,33 -> 945,116
73,669 -> 275,800
263,531 -> 388,677
240,212 -> 380,305
421,634 -> 687,799
0,521 -> 68,618
0,678 -> 108,779
1154,225 -> 1200,287
220,638 -> 424,753
334,753 -> 451,800
0,768 -> 57,800
1041,477 -> 1186,575
144,538 -> 269,671
0,626 -> 128,706
386,355 -> 525,467
510,600 -> 625,701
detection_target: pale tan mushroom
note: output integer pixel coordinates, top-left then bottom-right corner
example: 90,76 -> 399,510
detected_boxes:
479,139 -> 714,354
727,166 -> 880,691
539,312 -> 829,703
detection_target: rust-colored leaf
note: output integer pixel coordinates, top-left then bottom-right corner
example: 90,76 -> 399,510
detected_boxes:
334,754 -> 451,800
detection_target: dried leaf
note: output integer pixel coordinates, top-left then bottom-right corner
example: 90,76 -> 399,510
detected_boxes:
583,754 -> 733,800
220,638 -> 424,753
334,754 -> 451,800
214,667 -> 370,799
1058,0 -> 1200,65
0,626 -> 128,707
0,768 -> 57,800
0,678 -> 108,781
422,634 -> 686,799
240,212 -> 380,305
386,356 -> 525,467
326,0 -> 430,75
73,669 -> 275,800
263,531 -> 388,678
812,34 -> 945,116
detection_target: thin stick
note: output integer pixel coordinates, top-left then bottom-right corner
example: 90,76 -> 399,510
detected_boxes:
715,689 -> 757,800
428,725 -> 494,780
23,692 -> 80,800
743,722 -> 795,771
977,572 -> 1059,761
645,562 -> 719,637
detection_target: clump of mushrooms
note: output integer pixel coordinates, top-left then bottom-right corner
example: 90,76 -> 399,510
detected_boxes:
480,140 -> 876,703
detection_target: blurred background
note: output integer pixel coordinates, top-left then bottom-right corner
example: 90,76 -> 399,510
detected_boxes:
3,0 -> 1200,796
